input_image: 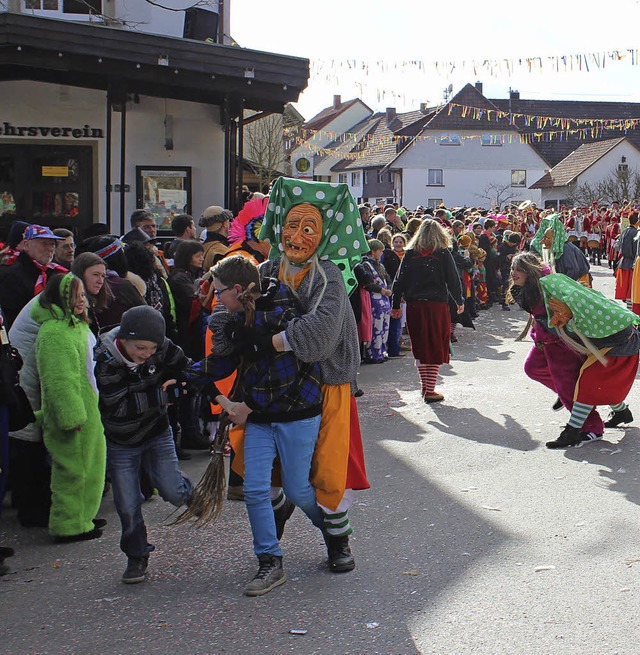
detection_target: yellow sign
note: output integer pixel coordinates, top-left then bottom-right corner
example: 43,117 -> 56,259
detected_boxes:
42,166 -> 69,177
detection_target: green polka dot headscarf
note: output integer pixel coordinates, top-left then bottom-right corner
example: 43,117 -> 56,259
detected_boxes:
540,273 -> 639,338
259,177 -> 369,294
530,213 -> 567,259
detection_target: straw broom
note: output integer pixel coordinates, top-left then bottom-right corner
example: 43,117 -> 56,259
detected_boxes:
171,283 -> 257,528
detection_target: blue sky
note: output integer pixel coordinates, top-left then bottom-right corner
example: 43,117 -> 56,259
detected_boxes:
231,0 -> 640,121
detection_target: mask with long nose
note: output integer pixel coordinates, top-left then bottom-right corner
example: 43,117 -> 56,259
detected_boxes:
281,203 -> 323,264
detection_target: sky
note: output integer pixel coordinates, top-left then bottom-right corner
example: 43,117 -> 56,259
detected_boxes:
231,0 -> 640,121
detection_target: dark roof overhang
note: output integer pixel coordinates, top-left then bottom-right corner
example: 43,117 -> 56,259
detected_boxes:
0,12 -> 309,114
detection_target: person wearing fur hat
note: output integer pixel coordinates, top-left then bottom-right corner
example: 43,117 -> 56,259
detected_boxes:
34,273 -> 106,542
199,205 -> 232,271
94,305 -> 193,583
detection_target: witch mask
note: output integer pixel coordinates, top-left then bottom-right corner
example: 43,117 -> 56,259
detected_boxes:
281,203 -> 323,264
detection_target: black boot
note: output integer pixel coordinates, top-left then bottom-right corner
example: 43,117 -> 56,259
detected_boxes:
604,407 -> 633,428
546,425 -> 582,449
323,533 -> 355,572
274,499 -> 295,541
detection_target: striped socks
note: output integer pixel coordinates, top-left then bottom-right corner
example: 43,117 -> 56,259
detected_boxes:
323,510 -> 352,537
568,402 -> 594,429
417,364 -> 440,394
610,402 -> 628,412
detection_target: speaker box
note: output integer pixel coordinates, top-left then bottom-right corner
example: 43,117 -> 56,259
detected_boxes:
183,8 -> 219,43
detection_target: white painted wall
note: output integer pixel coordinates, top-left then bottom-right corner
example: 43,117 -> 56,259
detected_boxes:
395,130 -> 547,209
0,81 -> 225,232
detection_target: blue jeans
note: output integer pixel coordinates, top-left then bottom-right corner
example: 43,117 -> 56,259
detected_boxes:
244,416 -> 324,557
107,427 -> 193,557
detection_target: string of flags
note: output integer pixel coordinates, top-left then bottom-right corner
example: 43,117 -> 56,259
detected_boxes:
310,48 -> 639,82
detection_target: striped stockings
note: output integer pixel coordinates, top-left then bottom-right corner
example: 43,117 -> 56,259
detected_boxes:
417,363 -> 440,394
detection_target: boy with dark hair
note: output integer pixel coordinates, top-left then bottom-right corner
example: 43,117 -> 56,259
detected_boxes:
94,306 -> 193,584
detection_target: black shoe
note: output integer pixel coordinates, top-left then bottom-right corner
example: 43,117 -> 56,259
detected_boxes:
546,425 -> 582,449
323,533 -> 356,572
604,407 -> 633,428
0,547 -> 14,576
244,554 -> 286,596
354,388 -> 364,398
501,305 -> 511,311
175,447 -> 192,460
122,556 -> 149,584
274,499 -> 295,541
552,397 -> 563,411
92,518 -> 107,529
53,527 -> 103,543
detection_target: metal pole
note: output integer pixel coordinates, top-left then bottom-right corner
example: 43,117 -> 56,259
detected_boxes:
237,97 -> 244,211
119,95 -> 127,235
105,89 -> 112,230
223,96 -> 230,208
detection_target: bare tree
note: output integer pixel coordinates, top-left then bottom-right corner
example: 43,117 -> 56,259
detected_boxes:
476,182 -> 522,209
244,113 -> 287,192
569,167 -> 640,205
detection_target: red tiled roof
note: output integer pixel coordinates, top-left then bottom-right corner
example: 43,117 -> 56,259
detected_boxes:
303,98 -> 372,131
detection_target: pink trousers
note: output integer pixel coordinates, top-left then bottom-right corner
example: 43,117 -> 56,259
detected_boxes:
524,338 -> 604,434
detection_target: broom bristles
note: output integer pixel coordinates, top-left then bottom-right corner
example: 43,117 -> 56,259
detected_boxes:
169,414 -> 231,528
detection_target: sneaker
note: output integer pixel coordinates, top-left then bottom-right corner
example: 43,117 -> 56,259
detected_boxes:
323,534 -> 356,573
122,556 -> 149,584
575,432 -> 604,448
274,499 -> 295,541
423,392 -> 444,404
244,554 -> 286,596
546,425 -> 582,449
92,518 -> 107,529
226,485 -> 245,501
604,407 -> 633,428
501,305 -> 511,311
552,397 -> 563,411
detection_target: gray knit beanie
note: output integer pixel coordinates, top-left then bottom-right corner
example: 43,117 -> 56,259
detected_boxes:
117,306 -> 165,344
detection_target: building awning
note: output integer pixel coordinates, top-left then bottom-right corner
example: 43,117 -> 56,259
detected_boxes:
0,12 -> 309,113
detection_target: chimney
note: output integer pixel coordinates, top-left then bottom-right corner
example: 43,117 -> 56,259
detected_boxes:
420,102 -> 429,114
510,89 -> 520,100
386,107 -> 397,125
333,95 -> 341,110
475,81 -> 483,94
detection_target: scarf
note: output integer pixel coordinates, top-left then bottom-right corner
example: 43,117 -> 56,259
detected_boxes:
32,259 -> 68,295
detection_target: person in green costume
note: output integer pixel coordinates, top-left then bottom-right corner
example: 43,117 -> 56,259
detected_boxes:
33,273 -> 106,542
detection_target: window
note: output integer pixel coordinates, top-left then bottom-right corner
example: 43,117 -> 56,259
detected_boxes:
25,1 -> 59,8
24,0 -> 102,12
363,170 -> 369,185
511,170 -> 526,187
619,164 -> 629,172
439,135 -> 461,146
428,198 -> 443,207
338,173 -> 347,184
351,171 -> 361,186
482,134 -> 503,146
427,169 -> 443,186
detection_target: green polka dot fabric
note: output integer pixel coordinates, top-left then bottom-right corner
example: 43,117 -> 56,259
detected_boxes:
530,213 -> 567,258
259,177 -> 370,295
540,273 -> 639,338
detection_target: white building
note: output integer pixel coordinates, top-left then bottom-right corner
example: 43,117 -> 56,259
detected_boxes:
0,2 -> 308,235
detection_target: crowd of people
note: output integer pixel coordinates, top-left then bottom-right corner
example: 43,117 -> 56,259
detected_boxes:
0,185 -> 638,593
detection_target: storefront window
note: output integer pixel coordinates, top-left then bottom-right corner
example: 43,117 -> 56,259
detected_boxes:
136,166 -> 192,231
0,158 -> 16,218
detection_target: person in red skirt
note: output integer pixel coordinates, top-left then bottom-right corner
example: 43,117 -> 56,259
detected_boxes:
614,212 -> 638,309
390,219 -> 464,403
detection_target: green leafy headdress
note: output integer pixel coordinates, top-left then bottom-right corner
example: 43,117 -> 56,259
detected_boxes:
259,177 -> 369,294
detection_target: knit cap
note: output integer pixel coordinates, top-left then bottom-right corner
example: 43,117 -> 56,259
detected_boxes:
117,306 -> 165,344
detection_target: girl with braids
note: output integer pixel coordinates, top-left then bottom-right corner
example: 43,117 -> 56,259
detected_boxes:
189,255 -> 324,596
510,253 -> 639,448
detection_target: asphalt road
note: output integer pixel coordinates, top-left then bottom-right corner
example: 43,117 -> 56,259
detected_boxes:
2,265 -> 640,655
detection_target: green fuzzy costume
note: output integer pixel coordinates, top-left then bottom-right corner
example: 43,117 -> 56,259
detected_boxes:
33,273 -> 106,537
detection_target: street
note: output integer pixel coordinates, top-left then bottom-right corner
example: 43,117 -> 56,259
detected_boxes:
2,266 -> 640,655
